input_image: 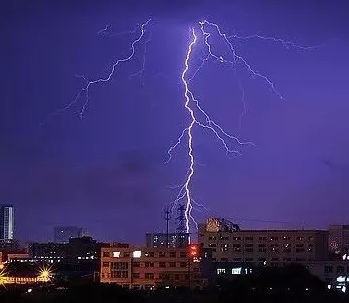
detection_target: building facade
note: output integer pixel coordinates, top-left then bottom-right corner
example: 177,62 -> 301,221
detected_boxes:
53,226 -> 87,243
100,245 -> 203,289
198,218 -> 329,266
145,233 -> 189,248
329,225 -> 349,254
0,205 -> 14,240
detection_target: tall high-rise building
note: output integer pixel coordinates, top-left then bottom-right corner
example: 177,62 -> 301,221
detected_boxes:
53,226 -> 87,243
0,204 -> 14,240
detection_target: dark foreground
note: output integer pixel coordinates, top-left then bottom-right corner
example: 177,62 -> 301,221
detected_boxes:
0,283 -> 347,303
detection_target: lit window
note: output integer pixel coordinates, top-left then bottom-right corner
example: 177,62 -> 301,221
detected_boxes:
232,267 -> 242,275
217,268 -> 225,274
133,251 -> 141,258
113,251 -> 121,258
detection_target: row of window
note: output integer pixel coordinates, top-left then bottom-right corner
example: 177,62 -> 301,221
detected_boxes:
206,236 -> 314,241
211,247 -> 313,253
103,261 -> 188,268
216,243 -> 313,248
216,257 -> 311,262
102,251 -> 187,258
324,265 -> 349,274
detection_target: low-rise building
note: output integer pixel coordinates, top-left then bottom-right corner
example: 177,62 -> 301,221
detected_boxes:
199,218 -> 329,266
100,244 -> 204,289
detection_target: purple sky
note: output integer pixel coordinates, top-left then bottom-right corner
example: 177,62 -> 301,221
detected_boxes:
0,0 -> 349,244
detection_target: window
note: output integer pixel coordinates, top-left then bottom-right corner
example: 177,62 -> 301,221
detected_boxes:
231,267 -> 242,275
102,262 -> 109,267
103,252 -> 110,257
111,270 -> 128,278
169,251 -> 176,258
283,257 -> 292,262
208,243 -> 217,247
208,236 -> 216,240
270,237 -> 279,241
283,236 -> 291,241
220,236 -> 229,240
180,252 -> 186,258
337,266 -> 345,273
233,236 -> 241,241
113,251 -> 120,258
124,252 -> 130,257
144,252 -> 155,257
145,262 -> 154,268
245,237 -> 253,241
145,273 -> 154,279
133,262 -> 140,267
111,262 -> 128,270
169,262 -> 176,268
296,236 -> 304,241
180,262 -> 187,268
217,268 -> 225,274
259,237 -> 267,241
296,248 -> 305,253
159,262 -> 166,268
159,252 -> 166,258
133,251 -> 141,258
308,236 -> 313,241
132,273 -> 140,278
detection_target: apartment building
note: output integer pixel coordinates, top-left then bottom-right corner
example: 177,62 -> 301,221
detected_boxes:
199,219 -> 329,266
329,225 -> 349,254
100,244 -> 203,289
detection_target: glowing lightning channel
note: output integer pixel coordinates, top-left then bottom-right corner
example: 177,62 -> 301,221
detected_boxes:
181,28 -> 198,233
41,19 -> 151,125
169,20 -> 318,235
170,26 -> 256,235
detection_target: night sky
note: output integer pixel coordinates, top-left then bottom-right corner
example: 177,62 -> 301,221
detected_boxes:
1,0 -> 348,244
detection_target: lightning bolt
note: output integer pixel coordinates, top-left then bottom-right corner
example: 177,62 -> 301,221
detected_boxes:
41,19 -> 151,125
168,21 -> 317,236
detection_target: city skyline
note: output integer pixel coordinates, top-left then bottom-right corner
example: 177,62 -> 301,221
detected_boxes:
0,0 -> 349,243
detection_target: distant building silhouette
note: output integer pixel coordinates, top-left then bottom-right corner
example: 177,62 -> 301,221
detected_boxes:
0,204 -> 14,240
329,224 -> 349,254
145,232 -> 189,248
53,226 -> 87,243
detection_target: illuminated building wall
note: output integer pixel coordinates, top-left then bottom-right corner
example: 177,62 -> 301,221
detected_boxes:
198,222 -> 329,266
100,245 -> 203,289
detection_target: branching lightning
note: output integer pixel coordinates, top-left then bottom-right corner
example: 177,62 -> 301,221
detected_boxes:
167,20 -> 317,235
42,17 -> 318,238
41,19 -> 151,126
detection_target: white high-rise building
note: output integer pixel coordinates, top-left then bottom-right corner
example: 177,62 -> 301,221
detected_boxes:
0,204 -> 14,240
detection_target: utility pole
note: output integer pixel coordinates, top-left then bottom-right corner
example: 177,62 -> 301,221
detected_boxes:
163,207 -> 171,248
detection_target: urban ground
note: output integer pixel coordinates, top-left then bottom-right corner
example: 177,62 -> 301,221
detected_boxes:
0,266 -> 348,303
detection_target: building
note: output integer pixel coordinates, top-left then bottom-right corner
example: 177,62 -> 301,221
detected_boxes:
198,218 -> 329,266
28,236 -> 106,264
100,244 -> 204,289
329,225 -> 349,254
0,205 -> 14,240
145,233 -> 189,248
53,226 -> 87,243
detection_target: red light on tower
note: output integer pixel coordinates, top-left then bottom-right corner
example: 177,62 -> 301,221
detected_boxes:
188,244 -> 199,258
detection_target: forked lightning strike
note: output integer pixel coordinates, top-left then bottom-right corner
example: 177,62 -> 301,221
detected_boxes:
41,18 -> 318,237
41,19 -> 151,125
168,21 -> 317,235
